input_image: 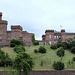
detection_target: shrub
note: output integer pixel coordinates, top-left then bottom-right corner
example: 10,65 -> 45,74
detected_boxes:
72,57 -> 75,61
51,44 -> 57,49
57,47 -> 65,57
10,43 -> 15,47
71,47 -> 75,54
35,41 -> 39,45
53,61 -> 65,70
0,49 -> 12,67
14,45 -> 25,53
39,46 -> 46,53
34,49 -> 38,53
10,39 -> 21,47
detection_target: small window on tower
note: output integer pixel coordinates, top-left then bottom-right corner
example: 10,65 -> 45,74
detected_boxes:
49,34 -> 51,38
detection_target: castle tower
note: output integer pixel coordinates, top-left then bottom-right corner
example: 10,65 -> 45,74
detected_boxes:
45,30 -> 54,45
11,25 -> 23,40
0,12 -> 8,45
61,29 -> 65,42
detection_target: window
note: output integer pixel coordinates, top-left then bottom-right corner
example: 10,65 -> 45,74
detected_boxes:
59,36 -> 61,39
57,36 -> 58,39
49,34 -> 51,38
0,36 -> 2,39
8,37 -> 10,40
49,41 -> 51,45
54,36 -> 56,40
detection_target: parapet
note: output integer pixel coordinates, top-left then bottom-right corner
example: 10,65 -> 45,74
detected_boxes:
11,25 -> 23,31
45,30 -> 54,33
61,29 -> 65,32
0,12 -> 2,20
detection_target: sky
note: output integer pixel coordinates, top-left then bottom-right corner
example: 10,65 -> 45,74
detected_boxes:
0,0 -> 75,40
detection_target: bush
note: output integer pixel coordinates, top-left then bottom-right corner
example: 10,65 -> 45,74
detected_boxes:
57,47 -> 65,57
72,57 -> 75,61
35,41 -> 39,45
10,39 -> 21,47
51,44 -> 57,49
0,49 -> 12,67
10,43 -> 15,47
71,47 -> 75,54
34,49 -> 38,53
14,45 -> 25,53
39,46 -> 46,53
53,61 -> 65,70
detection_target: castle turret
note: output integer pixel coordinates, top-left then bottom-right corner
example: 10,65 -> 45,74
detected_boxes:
0,12 -> 2,20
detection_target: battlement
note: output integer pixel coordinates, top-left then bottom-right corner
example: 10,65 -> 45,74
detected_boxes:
0,12 -> 2,20
11,25 -> 22,31
45,30 -> 54,33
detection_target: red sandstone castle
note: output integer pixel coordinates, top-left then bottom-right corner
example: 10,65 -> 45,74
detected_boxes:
41,30 -> 75,45
0,12 -> 34,46
0,12 -> 75,46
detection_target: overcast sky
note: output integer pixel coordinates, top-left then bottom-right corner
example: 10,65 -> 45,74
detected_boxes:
0,0 -> 75,40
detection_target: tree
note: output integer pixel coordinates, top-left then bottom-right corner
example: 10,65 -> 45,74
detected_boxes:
13,52 -> 34,75
57,47 -> 65,57
39,46 -> 46,53
66,38 -> 75,48
32,35 -> 35,45
53,61 -> 65,70
10,39 -> 21,47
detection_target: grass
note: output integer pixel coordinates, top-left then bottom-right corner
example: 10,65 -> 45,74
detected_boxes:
1,45 -> 75,70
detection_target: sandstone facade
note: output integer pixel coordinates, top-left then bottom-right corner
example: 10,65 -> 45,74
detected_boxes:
42,29 -> 75,45
0,12 -> 34,46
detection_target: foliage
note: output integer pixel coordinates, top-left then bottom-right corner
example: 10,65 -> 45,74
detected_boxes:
32,35 -> 35,45
57,41 -> 68,49
72,57 -> 75,61
0,48 -> 12,67
56,47 -> 65,57
34,49 -> 38,53
14,45 -> 25,53
40,60 -> 44,66
13,52 -> 34,75
66,38 -> 75,49
53,61 -> 65,70
51,44 -> 57,49
10,39 -> 21,47
10,43 -> 15,47
71,47 -> 75,54
39,46 -> 46,53
35,41 -> 39,45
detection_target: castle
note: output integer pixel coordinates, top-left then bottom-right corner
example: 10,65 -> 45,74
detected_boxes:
0,12 -> 34,46
0,12 -> 75,46
41,29 -> 75,45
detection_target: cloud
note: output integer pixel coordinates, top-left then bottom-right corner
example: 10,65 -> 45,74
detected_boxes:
0,0 -> 75,40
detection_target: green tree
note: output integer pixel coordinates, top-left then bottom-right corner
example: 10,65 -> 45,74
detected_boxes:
13,52 -> 34,75
32,35 -> 35,45
10,39 -> 21,47
53,61 -> 65,70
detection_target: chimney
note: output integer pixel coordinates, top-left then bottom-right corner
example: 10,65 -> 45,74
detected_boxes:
0,12 -> 2,20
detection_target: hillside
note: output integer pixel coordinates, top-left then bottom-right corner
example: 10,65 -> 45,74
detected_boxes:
1,45 -> 75,70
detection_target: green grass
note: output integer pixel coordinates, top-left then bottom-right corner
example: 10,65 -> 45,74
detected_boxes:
1,45 -> 75,70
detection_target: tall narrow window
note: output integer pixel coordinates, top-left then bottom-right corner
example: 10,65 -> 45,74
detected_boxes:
0,36 -> 2,39
57,36 -> 58,39
49,41 -> 51,45
49,34 -> 51,38
54,36 -> 56,40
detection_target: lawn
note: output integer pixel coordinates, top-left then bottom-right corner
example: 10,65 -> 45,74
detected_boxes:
1,45 -> 75,70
